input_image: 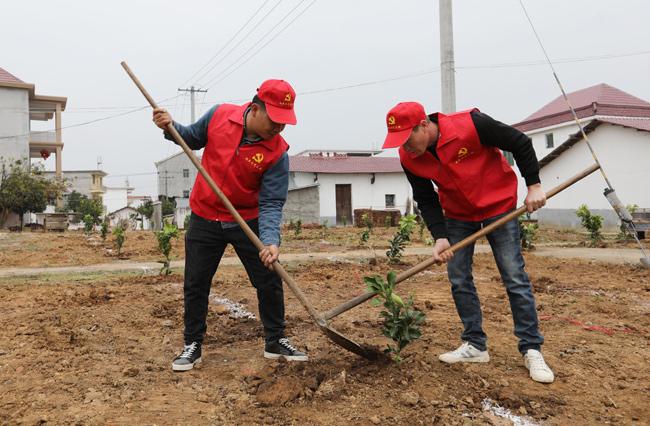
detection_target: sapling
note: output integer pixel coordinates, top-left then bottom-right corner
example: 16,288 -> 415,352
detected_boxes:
100,219 -> 109,242
112,224 -> 126,256
365,271 -> 425,363
386,214 -> 418,263
156,223 -> 179,275
518,214 -> 538,250
359,213 -> 373,243
576,204 -> 603,246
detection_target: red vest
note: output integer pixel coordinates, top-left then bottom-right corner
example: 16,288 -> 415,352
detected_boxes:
400,109 -> 517,222
189,103 -> 289,222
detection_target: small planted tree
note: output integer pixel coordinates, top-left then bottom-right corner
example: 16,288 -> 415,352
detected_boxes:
100,218 -> 109,241
519,214 -> 539,251
576,204 -> 603,246
156,223 -> 179,275
365,271 -> 426,363
112,224 -> 126,256
386,214 -> 418,263
359,213 -> 373,243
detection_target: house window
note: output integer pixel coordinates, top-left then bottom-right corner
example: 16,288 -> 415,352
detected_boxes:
385,194 -> 395,208
183,169 -> 189,178
183,190 -> 190,198
545,133 -> 554,149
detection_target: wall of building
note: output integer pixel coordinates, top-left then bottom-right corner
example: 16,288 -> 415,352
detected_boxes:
292,171 -> 412,224
156,152 -> 198,199
517,124 -> 650,229
0,87 -> 29,164
283,185 -> 320,224
104,187 -> 130,215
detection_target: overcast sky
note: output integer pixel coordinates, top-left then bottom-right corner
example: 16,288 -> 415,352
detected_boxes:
2,0 -> 649,196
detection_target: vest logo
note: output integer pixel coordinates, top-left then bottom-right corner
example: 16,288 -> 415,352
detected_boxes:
456,147 -> 470,163
252,153 -> 264,164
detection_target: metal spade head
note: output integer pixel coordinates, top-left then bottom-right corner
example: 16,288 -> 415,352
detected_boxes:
317,320 -> 380,361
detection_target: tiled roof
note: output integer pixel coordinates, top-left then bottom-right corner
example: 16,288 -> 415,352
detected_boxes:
289,155 -> 402,173
514,83 -> 650,132
0,67 -> 25,84
598,117 -> 650,132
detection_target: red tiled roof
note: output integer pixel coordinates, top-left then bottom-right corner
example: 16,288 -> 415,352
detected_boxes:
0,67 -> 25,84
514,83 -> 650,132
289,155 -> 403,173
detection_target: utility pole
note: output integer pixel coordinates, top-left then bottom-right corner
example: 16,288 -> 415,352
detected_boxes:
439,0 -> 456,113
178,86 -> 208,123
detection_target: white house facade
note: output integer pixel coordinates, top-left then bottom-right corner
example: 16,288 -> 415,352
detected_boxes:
513,83 -> 650,229
288,151 -> 412,225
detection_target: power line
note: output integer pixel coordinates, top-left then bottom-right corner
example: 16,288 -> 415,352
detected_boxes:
201,0 -> 315,89
0,94 -> 181,140
178,0 -> 272,88
192,0 -> 285,87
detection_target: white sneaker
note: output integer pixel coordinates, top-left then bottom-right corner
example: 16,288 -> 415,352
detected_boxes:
439,342 -> 490,364
524,349 -> 555,383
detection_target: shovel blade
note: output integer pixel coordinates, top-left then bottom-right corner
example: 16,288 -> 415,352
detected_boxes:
319,325 -> 379,361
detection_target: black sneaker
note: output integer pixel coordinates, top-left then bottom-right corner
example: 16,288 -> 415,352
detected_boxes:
264,338 -> 308,361
172,342 -> 202,371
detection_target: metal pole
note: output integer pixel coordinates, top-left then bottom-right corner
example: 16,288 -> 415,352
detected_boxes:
178,86 -> 208,124
439,0 -> 456,113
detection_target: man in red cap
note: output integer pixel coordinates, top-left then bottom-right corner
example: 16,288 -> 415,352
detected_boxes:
383,102 -> 554,384
153,79 -> 307,371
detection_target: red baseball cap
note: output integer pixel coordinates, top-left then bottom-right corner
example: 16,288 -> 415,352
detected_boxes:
382,102 -> 427,148
256,79 -> 297,125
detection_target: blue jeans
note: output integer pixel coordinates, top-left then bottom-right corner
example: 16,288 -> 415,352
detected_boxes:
446,211 -> 544,354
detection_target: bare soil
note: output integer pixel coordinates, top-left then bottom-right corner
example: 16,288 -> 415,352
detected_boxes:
0,226 -> 641,269
1,251 -> 648,424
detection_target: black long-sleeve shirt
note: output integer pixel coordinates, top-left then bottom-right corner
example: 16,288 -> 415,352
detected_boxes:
404,111 -> 540,239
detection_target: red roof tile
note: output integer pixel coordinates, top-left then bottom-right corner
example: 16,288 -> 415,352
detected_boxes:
289,155 -> 403,174
514,83 -> 650,132
0,67 -> 25,84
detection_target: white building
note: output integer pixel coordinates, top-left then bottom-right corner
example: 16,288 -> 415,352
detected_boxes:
288,150 -> 411,225
0,67 -> 67,228
154,151 -> 200,199
513,83 -> 650,229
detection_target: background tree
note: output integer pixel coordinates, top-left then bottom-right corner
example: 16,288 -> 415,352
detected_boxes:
79,198 -> 103,225
64,190 -> 85,213
161,197 -> 175,216
136,199 -> 154,229
0,160 -> 66,229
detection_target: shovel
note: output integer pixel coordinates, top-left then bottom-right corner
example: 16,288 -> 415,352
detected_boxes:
321,162 -> 602,322
121,62 -> 377,360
